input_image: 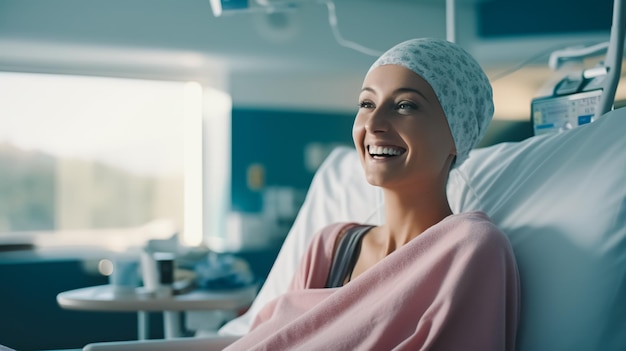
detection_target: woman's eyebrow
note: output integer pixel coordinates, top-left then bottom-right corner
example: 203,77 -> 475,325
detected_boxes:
360,87 -> 429,103
395,87 -> 429,102
360,87 -> 375,94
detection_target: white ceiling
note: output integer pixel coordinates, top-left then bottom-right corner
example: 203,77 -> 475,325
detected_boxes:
0,0 -> 617,119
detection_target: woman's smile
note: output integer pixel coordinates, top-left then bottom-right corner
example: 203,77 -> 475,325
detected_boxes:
367,145 -> 407,160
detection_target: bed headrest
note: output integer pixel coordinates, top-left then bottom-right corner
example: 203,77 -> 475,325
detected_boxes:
448,107 -> 626,350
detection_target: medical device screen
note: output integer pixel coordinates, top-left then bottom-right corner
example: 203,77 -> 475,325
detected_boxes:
531,89 -> 603,136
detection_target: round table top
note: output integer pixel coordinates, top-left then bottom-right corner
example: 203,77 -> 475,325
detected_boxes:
57,284 -> 257,312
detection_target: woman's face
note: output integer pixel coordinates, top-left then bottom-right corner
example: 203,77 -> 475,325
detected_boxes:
353,64 -> 456,189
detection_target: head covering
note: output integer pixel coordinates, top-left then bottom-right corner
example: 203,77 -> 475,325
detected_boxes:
368,38 -> 494,168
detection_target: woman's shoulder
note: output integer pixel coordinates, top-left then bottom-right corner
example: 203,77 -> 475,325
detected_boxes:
449,211 -> 502,232
445,211 -> 513,252
294,222 -> 367,289
314,222 -> 369,241
306,222 -> 375,260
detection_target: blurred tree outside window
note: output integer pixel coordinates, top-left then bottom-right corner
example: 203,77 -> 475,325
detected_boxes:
0,72 -> 188,239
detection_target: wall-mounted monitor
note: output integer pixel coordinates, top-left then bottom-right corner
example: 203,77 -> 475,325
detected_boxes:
531,89 -> 603,136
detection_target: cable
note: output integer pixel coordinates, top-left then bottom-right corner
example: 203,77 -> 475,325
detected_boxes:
488,47 -> 557,82
321,0 -> 383,57
488,41 -> 606,82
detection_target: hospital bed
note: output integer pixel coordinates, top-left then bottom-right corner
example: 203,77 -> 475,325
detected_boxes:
83,105 -> 626,350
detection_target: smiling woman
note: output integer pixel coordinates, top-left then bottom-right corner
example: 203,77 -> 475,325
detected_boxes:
223,38 -> 519,351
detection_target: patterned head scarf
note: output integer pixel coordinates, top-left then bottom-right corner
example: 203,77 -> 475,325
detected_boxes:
368,38 -> 494,168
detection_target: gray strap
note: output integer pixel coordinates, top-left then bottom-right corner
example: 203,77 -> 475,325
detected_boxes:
325,225 -> 374,288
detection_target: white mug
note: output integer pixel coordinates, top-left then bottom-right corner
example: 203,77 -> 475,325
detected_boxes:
141,250 -> 175,296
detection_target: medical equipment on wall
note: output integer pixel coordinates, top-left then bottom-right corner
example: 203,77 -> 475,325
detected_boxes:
531,0 -> 625,136
531,70 -> 605,135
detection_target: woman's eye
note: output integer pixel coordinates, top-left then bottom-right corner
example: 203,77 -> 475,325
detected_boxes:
358,101 -> 374,109
396,101 -> 417,112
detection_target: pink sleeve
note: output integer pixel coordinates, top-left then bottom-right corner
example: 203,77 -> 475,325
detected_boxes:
288,222 -> 352,290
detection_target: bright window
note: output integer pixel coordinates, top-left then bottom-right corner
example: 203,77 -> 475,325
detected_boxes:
0,72 -> 204,250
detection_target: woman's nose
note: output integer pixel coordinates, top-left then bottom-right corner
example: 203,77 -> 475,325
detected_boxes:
364,108 -> 389,133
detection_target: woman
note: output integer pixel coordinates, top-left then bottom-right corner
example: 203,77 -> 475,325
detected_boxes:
225,38 -> 520,350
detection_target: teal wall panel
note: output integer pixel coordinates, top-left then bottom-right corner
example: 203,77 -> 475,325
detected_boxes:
231,108 -> 356,213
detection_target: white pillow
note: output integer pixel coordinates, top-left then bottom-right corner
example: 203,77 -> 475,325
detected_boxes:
221,107 -> 626,351
448,107 -> 626,350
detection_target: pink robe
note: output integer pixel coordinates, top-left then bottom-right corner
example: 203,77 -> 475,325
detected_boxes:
225,211 -> 520,350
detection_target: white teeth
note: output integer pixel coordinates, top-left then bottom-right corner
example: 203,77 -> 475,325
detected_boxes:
368,145 -> 403,156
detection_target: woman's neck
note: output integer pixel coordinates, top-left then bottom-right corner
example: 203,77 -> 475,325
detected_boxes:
377,188 -> 453,254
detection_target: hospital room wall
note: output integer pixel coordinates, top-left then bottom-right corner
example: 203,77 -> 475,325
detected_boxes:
231,108 -> 356,213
